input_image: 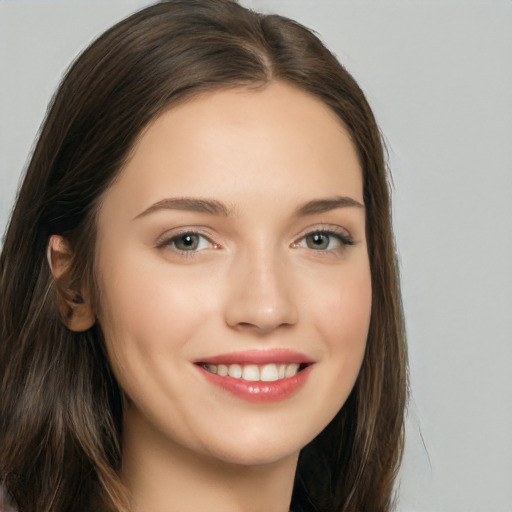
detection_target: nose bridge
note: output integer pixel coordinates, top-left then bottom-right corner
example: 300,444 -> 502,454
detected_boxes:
224,242 -> 298,333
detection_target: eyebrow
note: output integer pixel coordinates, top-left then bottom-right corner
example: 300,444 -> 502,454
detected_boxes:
134,195 -> 364,220
134,197 -> 234,220
295,196 -> 365,216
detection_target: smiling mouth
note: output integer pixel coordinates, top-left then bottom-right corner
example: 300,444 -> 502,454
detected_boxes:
199,363 -> 310,382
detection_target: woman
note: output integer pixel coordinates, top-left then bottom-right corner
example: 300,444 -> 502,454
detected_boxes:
0,1 -> 407,511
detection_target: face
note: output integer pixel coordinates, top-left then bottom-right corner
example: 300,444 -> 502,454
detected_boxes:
94,82 -> 372,467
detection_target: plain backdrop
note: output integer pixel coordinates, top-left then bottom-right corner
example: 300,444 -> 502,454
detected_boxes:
1,1 -> 511,511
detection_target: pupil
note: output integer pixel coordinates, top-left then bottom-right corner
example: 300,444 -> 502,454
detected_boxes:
307,233 -> 329,250
176,234 -> 198,250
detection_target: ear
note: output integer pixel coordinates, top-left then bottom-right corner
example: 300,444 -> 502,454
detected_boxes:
47,235 -> 95,332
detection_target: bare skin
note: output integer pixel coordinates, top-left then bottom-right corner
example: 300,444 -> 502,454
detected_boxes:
50,82 -> 371,511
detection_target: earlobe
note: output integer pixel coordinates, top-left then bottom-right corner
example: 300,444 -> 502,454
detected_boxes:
47,235 -> 95,332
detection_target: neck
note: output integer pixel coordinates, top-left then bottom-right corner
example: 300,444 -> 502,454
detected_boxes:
121,408 -> 298,512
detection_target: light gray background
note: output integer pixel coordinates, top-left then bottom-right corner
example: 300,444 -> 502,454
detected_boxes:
1,1 -> 511,511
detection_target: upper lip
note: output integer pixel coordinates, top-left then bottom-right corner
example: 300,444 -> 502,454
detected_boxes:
194,348 -> 314,365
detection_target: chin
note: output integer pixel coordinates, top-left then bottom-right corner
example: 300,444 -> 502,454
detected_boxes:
195,423 -> 319,468
206,443 -> 300,468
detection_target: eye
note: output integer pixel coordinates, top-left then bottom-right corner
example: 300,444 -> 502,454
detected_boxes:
157,232 -> 215,252
294,230 -> 354,251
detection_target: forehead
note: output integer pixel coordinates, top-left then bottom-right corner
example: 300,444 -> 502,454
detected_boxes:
99,82 -> 363,218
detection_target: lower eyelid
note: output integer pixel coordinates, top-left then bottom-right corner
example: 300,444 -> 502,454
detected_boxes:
156,232 -> 214,250
155,228 -> 354,253
295,230 -> 354,249
179,234 -> 209,251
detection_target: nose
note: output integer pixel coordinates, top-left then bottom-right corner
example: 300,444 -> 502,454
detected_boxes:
223,249 -> 298,335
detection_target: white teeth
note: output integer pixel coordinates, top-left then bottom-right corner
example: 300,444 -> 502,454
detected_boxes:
285,363 -> 300,378
204,364 -> 217,374
242,364 -> 260,381
203,362 -> 303,381
260,363 -> 279,382
228,364 -> 242,379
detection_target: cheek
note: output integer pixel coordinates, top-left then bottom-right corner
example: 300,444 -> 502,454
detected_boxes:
98,241 -> 197,327
310,260 -> 372,395
94,251 -> 202,387
313,260 -> 372,348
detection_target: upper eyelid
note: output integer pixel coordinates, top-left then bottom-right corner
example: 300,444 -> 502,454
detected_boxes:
292,225 -> 357,252
295,223 -> 353,240
155,228 -> 216,249
153,223 -> 355,248
295,231 -> 353,248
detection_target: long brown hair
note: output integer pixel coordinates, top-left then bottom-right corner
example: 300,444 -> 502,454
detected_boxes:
0,1 -> 407,511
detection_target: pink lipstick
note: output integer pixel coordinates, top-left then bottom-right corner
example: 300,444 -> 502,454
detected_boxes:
194,349 -> 314,403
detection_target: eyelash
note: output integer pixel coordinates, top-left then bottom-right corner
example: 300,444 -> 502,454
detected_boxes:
293,228 -> 354,252
155,230 -> 218,255
155,227 -> 354,256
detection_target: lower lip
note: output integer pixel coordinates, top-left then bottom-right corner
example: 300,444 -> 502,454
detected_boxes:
196,365 -> 313,403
